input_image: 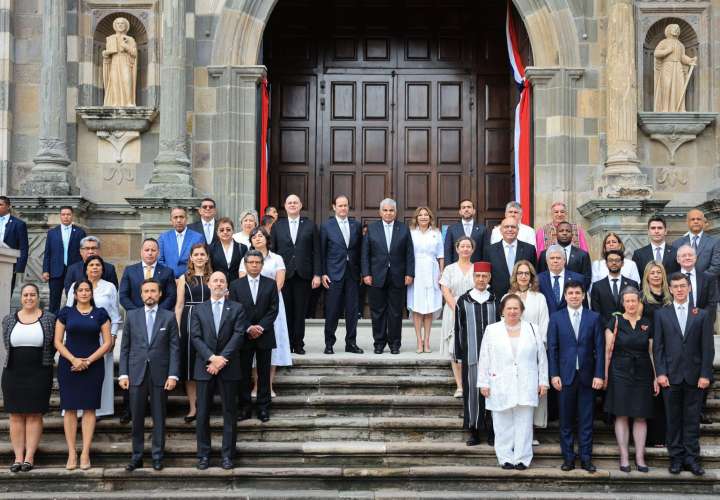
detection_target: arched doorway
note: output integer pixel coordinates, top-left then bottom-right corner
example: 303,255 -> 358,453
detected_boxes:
262,0 -> 531,227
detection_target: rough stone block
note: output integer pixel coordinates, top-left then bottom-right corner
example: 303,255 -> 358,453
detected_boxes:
13,38 -> 41,64
577,89 -> 599,118
12,86 -> 38,129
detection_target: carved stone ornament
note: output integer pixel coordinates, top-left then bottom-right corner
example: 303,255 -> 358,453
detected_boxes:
76,106 -> 157,163
638,112 -> 717,164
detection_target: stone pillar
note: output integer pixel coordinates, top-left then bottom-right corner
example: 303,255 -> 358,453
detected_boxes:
145,0 -> 193,197
0,0 -> 13,194
600,0 -> 650,198
208,65 -> 266,223
23,0 -> 71,196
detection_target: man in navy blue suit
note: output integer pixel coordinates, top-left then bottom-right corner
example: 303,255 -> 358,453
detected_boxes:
537,245 -> 587,314
63,236 -> 119,293
320,195 -> 363,354
42,206 -> 86,313
443,199 -> 488,264
120,238 -> 177,311
548,281 -> 605,473
0,196 -> 29,293
158,207 -> 204,278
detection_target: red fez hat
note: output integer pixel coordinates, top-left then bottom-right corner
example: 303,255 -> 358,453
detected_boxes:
473,261 -> 491,273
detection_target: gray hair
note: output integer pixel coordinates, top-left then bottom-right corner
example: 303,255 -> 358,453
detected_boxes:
379,198 -> 397,210
676,243 -> 696,257
619,286 -> 642,303
545,244 -> 566,262
505,201 -> 522,212
80,236 -> 101,249
238,209 -> 258,227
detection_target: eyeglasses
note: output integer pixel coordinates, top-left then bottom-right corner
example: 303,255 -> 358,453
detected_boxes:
218,227 -> 233,232
516,271 -> 531,276
82,246 -> 99,251
201,205 -> 215,209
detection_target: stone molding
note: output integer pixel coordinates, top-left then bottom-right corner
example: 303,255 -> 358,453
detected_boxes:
76,106 -> 158,163
637,111 -> 717,164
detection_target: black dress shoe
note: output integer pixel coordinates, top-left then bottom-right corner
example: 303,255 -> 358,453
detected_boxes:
197,457 -> 210,470
152,460 -> 163,471
635,462 -> 649,473
688,462 -> 705,476
465,431 -> 481,447
20,461 -> 33,472
9,462 -> 21,473
294,347 -> 306,355
324,347 -> 334,355
258,410 -> 270,422
184,414 -> 196,424
119,412 -> 131,425
221,458 -> 234,470
700,413 -> 713,425
619,465 -> 631,473
501,462 -> 515,470
125,460 -> 143,472
561,461 -> 575,472
487,432 -> 495,447
515,463 -> 527,471
374,348 -> 384,354
239,409 -> 253,421
580,461 -> 597,473
668,462 -> 682,474
390,348 -> 400,355
345,344 -> 364,354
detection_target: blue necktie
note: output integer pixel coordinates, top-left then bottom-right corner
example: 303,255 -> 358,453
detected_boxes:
146,309 -> 155,344
62,226 -> 70,265
553,275 -> 561,304
213,301 -> 222,335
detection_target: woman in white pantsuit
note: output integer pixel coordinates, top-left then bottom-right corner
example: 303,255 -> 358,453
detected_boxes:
478,295 -> 548,469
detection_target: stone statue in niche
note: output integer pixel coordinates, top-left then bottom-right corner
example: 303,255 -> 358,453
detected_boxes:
102,17 -> 137,107
653,24 -> 696,112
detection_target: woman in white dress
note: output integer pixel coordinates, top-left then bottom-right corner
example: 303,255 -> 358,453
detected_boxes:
239,226 -> 291,397
66,256 -> 121,418
407,206 -> 444,353
478,295 -> 548,470
233,209 -> 258,247
504,260 -> 549,442
591,232 -> 640,285
440,236 -> 475,397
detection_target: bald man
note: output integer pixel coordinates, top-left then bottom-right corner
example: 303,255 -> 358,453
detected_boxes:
672,208 -> 720,277
486,217 -> 537,298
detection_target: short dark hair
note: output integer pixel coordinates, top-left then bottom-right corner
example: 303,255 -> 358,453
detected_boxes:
19,282 -> 39,296
500,294 -> 525,313
59,205 -> 74,213
244,249 -> 264,263
261,215 -> 274,226
0,196 -> 10,206
171,206 -> 187,214
564,280 -> 585,295
200,197 -> 216,208
83,255 -> 106,277
249,226 -> 273,250
217,216 -> 234,230
604,249 -> 624,262
333,194 -> 349,205
647,215 -> 666,229
669,272 -> 691,286
142,237 -> 159,248
459,198 -> 474,208
141,278 -> 161,291
557,221 -> 572,230
264,205 -> 277,215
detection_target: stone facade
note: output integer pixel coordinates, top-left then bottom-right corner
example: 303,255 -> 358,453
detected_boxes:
2,0 -> 720,276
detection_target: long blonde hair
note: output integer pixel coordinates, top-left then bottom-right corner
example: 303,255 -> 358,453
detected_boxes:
410,206 -> 436,230
641,261 -> 671,306
508,260 -> 540,293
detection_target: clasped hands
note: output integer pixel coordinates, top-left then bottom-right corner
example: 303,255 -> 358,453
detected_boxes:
247,324 -> 264,339
70,356 -> 91,372
207,354 -> 228,375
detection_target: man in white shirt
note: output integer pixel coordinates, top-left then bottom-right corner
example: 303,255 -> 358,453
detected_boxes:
632,215 -> 679,278
672,208 -> 720,277
490,201 -> 536,246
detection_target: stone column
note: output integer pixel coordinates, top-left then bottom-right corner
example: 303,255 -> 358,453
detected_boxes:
0,0 -> 13,194
145,0 -> 193,197
23,0 -> 71,196
601,0 -> 650,198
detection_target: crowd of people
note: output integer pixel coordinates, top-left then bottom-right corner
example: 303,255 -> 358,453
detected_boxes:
0,194 -> 716,475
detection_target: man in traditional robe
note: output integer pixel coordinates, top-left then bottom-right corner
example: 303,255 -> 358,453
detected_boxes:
454,261 -> 500,446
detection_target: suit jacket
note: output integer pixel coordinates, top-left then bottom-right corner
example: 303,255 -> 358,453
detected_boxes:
538,245 -> 592,289
361,220 -> 415,288
271,217 -> 321,280
443,221 -> 488,264
2,215 -> 28,273
209,240 -> 247,284
590,275 -> 639,324
653,304 -> 715,385
64,260 -> 118,294
190,299 -> 247,381
188,220 -> 219,247
632,243 -> 679,280
672,233 -> 720,277
538,270 -> 588,315
157,228 -> 205,278
228,275 -> 279,351
320,217 -> 362,281
119,262 -> 177,311
690,269 -> 718,325
42,224 -> 86,278
119,307 -> 180,387
486,240 -> 537,298
547,307 -> 605,387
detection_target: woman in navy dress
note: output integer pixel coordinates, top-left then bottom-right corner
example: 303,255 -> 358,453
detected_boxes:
54,279 -> 112,470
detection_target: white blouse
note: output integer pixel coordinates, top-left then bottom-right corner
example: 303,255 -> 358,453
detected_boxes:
10,321 -> 44,347
66,279 -> 122,336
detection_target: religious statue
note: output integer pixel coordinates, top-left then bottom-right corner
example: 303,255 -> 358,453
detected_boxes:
653,24 -> 696,112
102,17 -> 137,107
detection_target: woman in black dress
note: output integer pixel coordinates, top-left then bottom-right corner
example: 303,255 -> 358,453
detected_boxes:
209,217 -> 247,286
54,279 -> 112,470
2,283 -> 56,472
175,243 -> 212,422
604,286 -> 659,473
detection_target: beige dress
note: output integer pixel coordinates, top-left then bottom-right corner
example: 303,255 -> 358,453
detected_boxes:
439,262 -> 475,360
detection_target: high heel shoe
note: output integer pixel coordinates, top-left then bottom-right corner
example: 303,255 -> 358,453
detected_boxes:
66,454 -> 77,471
619,464 -> 631,473
80,458 -> 91,470
9,462 -> 21,473
184,413 -> 196,423
20,461 -> 33,472
635,462 -> 649,473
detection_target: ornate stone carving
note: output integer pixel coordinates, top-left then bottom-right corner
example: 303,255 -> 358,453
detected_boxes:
653,24 -> 696,112
102,17 -> 137,107
76,106 -> 157,163
97,131 -> 139,163
103,165 -> 135,185
638,112 -> 716,164
657,167 -> 688,187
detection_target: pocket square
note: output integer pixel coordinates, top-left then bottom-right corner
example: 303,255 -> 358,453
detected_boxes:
160,328 -> 166,331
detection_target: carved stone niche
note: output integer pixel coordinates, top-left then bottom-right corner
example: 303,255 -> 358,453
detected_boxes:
76,107 -> 157,163
638,112 -> 716,165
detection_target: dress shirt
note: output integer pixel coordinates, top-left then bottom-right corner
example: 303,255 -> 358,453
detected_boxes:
202,218 -> 215,244
145,306 -> 157,343
211,299 -> 224,337
688,231 -> 703,251
462,219 -> 474,238
673,300 -> 689,336
289,217 -> 300,244
609,273 -> 621,302
681,267 -> 697,308
491,223 -> 536,246
248,275 -> 260,303
384,221 -> 394,251
143,261 -> 157,279
568,305 -> 583,369
504,240 -> 517,272
559,243 -> 572,263
551,270 -> 565,300
61,224 -> 72,265
175,228 -> 187,256
0,214 -> 8,243
119,305 -> 178,380
336,217 -> 350,247
469,288 -> 490,304
222,242 -> 234,265
653,242 -> 666,263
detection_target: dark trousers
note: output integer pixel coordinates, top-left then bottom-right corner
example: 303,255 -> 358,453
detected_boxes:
129,368 -> 168,461
368,279 -> 404,350
239,347 -> 272,413
283,275 -> 311,349
196,377 -> 239,460
48,272 -> 66,314
558,373 -> 595,463
324,270 -> 359,348
663,382 -> 703,465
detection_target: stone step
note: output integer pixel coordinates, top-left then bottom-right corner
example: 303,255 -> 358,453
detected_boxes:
271,374 -> 457,396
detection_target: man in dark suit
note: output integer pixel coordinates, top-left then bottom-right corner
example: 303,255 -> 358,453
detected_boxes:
0,196 -> 29,293
270,194 -> 321,354
320,195 -> 363,354
672,208 -> 720,277
538,245 -> 587,315
188,197 -> 219,247
538,221 -> 592,289
191,271 -> 247,470
632,215 -> 679,280
443,199 -> 488,264
548,281 -> 605,473
119,279 -> 180,472
654,272 -> 715,476
486,217 -> 536,298
63,236 -> 119,293
42,206 -> 86,313
229,250 -> 279,422
120,238 -> 177,312
361,198 -> 414,354
590,250 -> 639,324
157,207 -> 205,278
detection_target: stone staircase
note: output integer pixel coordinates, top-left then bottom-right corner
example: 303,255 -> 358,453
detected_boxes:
1,320 -> 719,499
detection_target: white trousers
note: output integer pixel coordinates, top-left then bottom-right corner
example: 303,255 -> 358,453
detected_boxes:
491,405 -> 534,466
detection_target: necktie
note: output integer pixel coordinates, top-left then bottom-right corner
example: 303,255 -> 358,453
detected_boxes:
506,244 -> 515,273
250,278 -> 258,303
62,226 -> 70,266
692,235 -> 699,251
552,275 -> 561,304
464,223 -> 472,237
685,272 -> 694,308
144,265 -> 152,279
290,219 -> 298,244
340,220 -> 350,247
385,224 -> 392,251
565,246 -> 570,263
572,311 -> 581,369
611,278 -> 619,304
204,222 -> 212,243
146,309 -> 155,344
678,305 -> 686,336
654,246 -> 662,262
176,232 -> 184,256
213,301 -> 222,335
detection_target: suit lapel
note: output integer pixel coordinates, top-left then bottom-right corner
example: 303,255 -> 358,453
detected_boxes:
148,310 -> 163,347
390,223 -> 399,251
330,218 -> 347,248
669,306 -> 685,340
565,309 -> 578,345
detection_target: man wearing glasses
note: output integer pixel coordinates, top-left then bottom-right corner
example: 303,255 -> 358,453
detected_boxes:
189,198 -> 219,246
63,235 -> 119,294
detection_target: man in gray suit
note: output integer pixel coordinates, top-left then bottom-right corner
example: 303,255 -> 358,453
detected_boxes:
119,278 -> 180,472
672,209 -> 720,277
191,271 -> 248,470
